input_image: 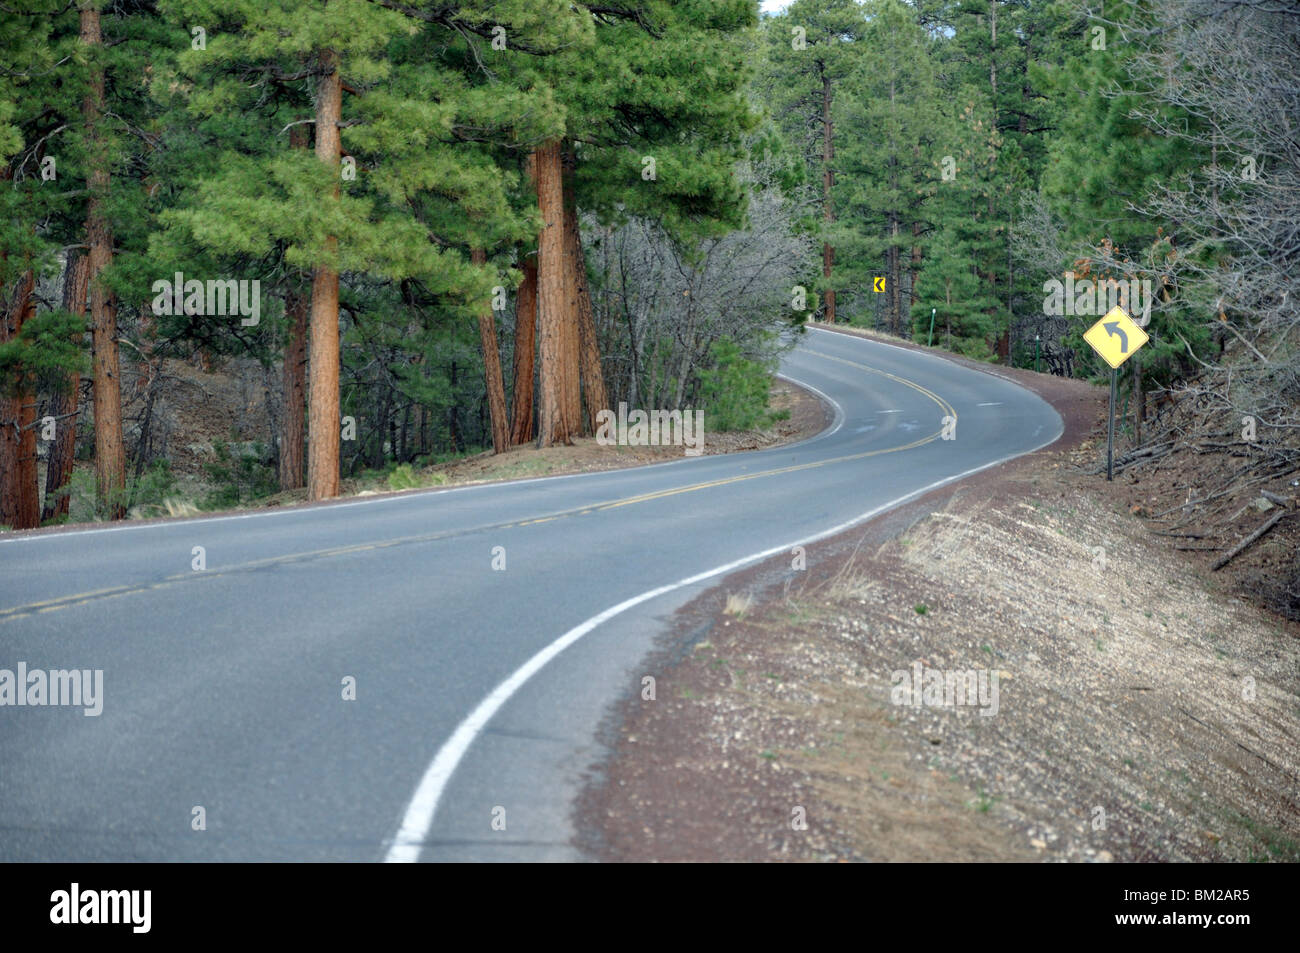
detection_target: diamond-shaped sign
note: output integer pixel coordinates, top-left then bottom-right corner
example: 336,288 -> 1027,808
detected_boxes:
1084,306 -> 1149,369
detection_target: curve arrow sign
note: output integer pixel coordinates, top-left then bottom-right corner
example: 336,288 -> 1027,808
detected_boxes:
1103,320 -> 1128,353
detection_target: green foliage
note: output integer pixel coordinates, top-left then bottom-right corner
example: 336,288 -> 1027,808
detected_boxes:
388,464 -> 419,491
834,0 -> 948,331
698,339 -> 779,433
6,0 -> 1281,532
1028,1 -> 1214,387
203,440 -> 277,508
126,460 -> 179,511
0,310 -> 87,398
386,463 -> 447,491
560,0 -> 758,243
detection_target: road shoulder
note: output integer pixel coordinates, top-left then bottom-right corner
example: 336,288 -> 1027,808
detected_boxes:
576,358 -> 1300,862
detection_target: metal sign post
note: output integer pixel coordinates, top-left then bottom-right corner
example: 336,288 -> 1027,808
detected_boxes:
1107,367 -> 1117,481
1084,306 -> 1149,483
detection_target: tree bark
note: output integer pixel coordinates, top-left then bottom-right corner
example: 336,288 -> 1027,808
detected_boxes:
278,126 -> 310,490
42,249 -> 88,522
82,1 -> 125,520
557,150 -> 582,438
307,50 -> 342,500
534,140 -> 574,447
128,303 -> 162,503
989,1 -> 998,111
509,253 -> 537,445
888,213 -> 901,334
910,220 -> 923,328
562,145 -> 608,434
472,247 -> 510,453
1,270 -> 39,529
822,73 -> 836,324
280,280 -> 309,489
509,154 -> 538,446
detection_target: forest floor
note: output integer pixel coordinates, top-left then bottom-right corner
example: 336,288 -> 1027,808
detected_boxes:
22,358 -> 831,531
344,376 -> 829,492
578,330 -> 1300,863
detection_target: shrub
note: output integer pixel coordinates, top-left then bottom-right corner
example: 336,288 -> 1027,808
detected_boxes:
388,463 -> 418,490
203,440 -> 277,508
698,339 -> 779,432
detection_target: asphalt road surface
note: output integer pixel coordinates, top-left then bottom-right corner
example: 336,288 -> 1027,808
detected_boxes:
0,327 -> 1062,862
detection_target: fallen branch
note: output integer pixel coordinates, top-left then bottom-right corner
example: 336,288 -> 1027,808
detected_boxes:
1212,510 -> 1287,570
1088,441 -> 1174,475
1156,463 -> 1289,520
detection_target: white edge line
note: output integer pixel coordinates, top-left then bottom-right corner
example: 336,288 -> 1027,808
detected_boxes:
383,390 -> 1064,862
0,373 -> 841,548
775,373 -> 845,445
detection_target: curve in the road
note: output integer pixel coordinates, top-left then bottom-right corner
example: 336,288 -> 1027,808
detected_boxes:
0,328 -> 1062,863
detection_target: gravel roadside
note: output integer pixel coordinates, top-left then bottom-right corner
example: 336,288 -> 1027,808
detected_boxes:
576,335 -> 1300,862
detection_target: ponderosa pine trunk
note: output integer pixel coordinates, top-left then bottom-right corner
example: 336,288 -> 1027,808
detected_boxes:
280,281 -> 309,490
509,155 -> 537,446
0,278 -> 18,528
472,247 -> 510,453
509,253 -> 537,445
535,140 -> 574,447
82,1 -> 124,520
887,213 -> 901,334
279,125 -> 310,491
1,270 -> 39,529
42,249 -> 88,523
307,51 -> 342,500
557,152 -> 581,438
562,145 -> 608,434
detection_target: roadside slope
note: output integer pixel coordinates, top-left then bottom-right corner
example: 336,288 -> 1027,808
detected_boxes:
579,349 -> 1300,862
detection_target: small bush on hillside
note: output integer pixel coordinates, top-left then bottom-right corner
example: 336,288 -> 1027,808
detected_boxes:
203,440 -> 277,508
698,339 -> 780,432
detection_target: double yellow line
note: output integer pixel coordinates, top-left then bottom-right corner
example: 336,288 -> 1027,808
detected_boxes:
1,349 -> 955,624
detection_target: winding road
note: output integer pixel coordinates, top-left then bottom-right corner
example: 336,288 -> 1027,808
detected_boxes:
0,327 -> 1062,862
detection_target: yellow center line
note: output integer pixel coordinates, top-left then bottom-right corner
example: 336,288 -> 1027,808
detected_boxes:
803,348 -> 958,421
2,350 -> 954,624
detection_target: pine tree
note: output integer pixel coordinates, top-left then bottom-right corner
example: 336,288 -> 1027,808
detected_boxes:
759,0 -> 865,324
156,0 -> 565,493
538,0 -> 756,440
0,2 -> 91,527
1036,0 -> 1207,398
835,0 -> 946,334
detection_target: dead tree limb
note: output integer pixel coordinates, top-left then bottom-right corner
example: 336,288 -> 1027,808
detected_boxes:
1212,510 -> 1287,570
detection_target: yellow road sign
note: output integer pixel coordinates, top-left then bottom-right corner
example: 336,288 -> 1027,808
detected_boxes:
873,276 -> 886,292
1084,306 -> 1149,369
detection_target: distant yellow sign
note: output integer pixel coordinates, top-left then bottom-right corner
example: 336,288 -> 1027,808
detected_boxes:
1084,306 -> 1148,369
873,276 -> 886,292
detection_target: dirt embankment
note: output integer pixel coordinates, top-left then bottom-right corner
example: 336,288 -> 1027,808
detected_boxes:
383,377 -> 830,489
578,340 -> 1300,862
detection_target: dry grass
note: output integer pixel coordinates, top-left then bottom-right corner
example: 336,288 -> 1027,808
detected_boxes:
162,497 -> 202,518
594,477 -> 1300,862
724,592 -> 754,617
804,487 -> 1300,861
